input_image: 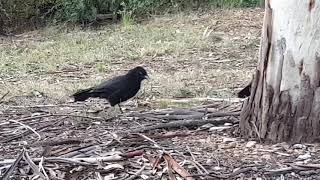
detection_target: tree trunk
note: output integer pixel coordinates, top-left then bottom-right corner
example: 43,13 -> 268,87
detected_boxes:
240,0 -> 320,143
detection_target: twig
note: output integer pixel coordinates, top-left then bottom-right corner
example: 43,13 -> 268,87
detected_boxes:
132,133 -> 161,148
39,157 -> 49,179
2,117 -> 65,143
124,131 -> 193,142
186,146 -> 196,161
1,149 -> 25,180
0,91 -> 9,102
186,146 -> 209,174
126,165 -> 146,180
23,150 -> 48,180
8,119 -> 41,141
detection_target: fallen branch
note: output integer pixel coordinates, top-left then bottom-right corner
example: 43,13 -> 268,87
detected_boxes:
0,150 -> 143,166
129,117 -> 235,133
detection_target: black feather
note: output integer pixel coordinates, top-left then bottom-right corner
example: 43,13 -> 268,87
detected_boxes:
73,66 -> 148,107
237,82 -> 251,98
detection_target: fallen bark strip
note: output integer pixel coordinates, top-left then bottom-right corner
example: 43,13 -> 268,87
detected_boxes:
29,139 -> 84,147
23,150 -> 48,180
129,118 -> 235,133
154,98 -> 244,103
293,163 -> 320,169
3,113 -> 103,123
2,117 -> 66,143
163,153 -> 195,180
0,156 -> 122,165
191,167 -> 255,179
8,119 -> 41,141
264,165 -> 310,176
7,104 -> 84,108
129,111 -> 240,122
1,149 -> 25,180
125,131 -> 192,141
0,151 -> 144,165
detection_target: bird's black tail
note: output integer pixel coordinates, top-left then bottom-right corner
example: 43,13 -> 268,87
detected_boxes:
73,88 -> 93,101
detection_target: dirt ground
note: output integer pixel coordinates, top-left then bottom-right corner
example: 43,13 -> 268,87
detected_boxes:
2,8 -> 320,180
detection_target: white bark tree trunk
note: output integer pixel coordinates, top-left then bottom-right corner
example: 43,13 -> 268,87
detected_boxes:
240,0 -> 320,143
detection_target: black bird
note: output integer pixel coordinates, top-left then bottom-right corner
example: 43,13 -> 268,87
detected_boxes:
73,66 -> 148,113
237,82 -> 251,98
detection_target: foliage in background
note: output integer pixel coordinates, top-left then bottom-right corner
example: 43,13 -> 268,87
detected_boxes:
0,0 -> 260,33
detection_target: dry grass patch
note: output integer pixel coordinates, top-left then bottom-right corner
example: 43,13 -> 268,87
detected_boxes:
0,9 -> 263,104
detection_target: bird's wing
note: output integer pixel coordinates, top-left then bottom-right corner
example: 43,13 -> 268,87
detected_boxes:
90,75 -> 128,97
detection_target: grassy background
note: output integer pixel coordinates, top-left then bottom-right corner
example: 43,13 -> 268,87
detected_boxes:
1,9 -> 263,106
0,0 -> 262,34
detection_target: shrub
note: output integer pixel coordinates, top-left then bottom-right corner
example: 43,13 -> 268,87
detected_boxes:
0,0 -> 261,33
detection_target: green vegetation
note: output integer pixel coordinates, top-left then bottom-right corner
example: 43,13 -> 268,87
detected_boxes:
1,0 -> 261,32
0,10 -> 261,100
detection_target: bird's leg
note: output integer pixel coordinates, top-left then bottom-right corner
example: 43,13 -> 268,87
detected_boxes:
118,104 -> 124,113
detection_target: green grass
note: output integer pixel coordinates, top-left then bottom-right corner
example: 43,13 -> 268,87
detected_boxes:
1,21 -> 208,76
0,10 -> 262,103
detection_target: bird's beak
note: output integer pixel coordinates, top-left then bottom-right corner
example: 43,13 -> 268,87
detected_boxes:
144,75 -> 149,80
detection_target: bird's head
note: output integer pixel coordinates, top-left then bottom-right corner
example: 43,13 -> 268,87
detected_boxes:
128,66 -> 149,81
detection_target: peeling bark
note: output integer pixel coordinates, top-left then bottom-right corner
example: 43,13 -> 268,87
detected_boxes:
240,0 -> 320,143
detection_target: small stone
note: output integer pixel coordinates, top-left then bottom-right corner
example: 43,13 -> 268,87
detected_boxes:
140,174 -> 149,179
245,141 -> 257,148
206,159 -> 214,165
292,144 -> 306,149
224,123 -> 233,126
222,137 -> 237,143
201,123 -> 214,128
227,142 -> 237,148
212,166 -> 222,171
297,152 -> 311,160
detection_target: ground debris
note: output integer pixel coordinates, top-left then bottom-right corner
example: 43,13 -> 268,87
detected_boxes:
2,99 -> 320,179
